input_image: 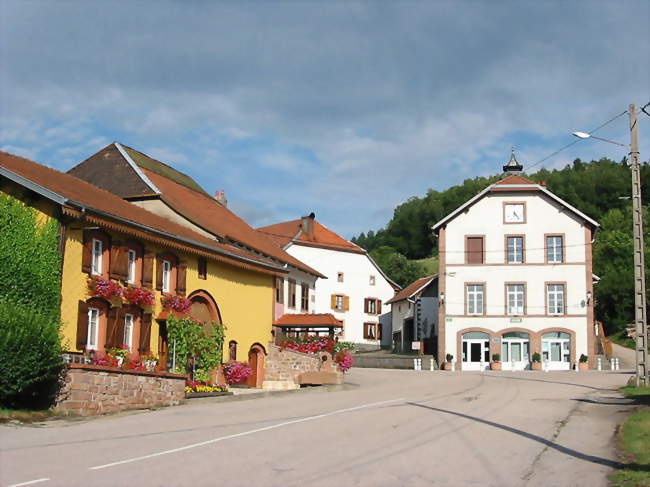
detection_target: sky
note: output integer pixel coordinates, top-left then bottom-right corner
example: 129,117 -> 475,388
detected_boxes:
1,1 -> 648,239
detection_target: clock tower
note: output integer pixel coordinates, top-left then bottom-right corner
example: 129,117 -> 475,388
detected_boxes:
502,150 -> 523,175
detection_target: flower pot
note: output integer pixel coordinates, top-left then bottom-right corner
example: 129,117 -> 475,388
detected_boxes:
444,362 -> 453,371
490,361 -> 502,371
579,362 -> 589,371
531,362 -> 542,371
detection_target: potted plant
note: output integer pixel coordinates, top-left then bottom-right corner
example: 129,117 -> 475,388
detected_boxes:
579,354 -> 589,371
531,352 -> 542,370
444,353 -> 454,371
490,353 -> 502,371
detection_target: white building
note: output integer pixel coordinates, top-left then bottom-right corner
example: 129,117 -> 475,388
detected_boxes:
259,214 -> 399,349
385,275 -> 439,354
432,155 -> 599,371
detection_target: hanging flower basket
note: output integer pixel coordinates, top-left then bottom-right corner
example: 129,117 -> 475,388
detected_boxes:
87,277 -> 124,304
161,294 -> 192,314
124,286 -> 155,309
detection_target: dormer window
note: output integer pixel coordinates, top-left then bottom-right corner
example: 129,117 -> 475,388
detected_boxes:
91,239 -> 103,275
162,260 -> 172,293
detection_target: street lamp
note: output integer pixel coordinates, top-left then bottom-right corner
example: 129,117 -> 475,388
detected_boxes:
573,104 -> 647,387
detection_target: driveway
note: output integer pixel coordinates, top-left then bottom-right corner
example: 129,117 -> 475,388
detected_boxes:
0,368 -> 634,487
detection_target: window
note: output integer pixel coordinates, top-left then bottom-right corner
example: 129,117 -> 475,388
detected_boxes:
466,236 -> 484,264
124,313 -> 134,350
91,239 -> 103,275
127,249 -> 137,284
335,295 -> 344,311
288,280 -> 296,309
363,323 -> 377,340
87,307 -> 99,350
337,272 -> 344,282
506,284 -> 525,315
301,284 -> 309,312
547,284 -> 565,315
506,236 -> 524,264
369,275 -> 376,286
198,258 -> 207,280
364,298 -> 381,315
229,341 -> 237,362
275,277 -> 284,304
546,235 -> 564,263
162,260 -> 172,293
467,284 -> 484,315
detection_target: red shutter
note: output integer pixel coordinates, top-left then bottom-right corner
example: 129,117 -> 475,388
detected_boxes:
82,233 -> 92,274
139,314 -> 152,353
106,307 -> 120,348
176,261 -> 187,296
155,254 -> 163,291
76,300 -> 89,350
109,242 -> 122,280
142,251 -> 154,288
466,237 -> 484,264
119,244 -> 129,280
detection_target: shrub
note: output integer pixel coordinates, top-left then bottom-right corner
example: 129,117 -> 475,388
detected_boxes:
0,299 -> 66,409
445,353 -> 453,362
335,350 -> 353,372
492,354 -> 500,362
579,354 -> 588,363
532,352 -> 541,363
222,361 -> 252,384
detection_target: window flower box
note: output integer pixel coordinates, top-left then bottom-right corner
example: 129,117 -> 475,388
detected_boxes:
87,277 -> 124,306
185,379 -> 230,398
161,294 -> 192,314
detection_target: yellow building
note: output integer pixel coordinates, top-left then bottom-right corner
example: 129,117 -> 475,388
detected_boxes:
1,150 -> 320,386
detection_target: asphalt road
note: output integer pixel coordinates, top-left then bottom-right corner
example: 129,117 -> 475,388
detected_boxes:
0,368 -> 635,487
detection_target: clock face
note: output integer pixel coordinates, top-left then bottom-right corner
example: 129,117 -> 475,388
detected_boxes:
505,203 -> 525,223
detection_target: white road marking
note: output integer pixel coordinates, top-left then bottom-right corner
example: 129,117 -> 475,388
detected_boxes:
7,479 -> 50,487
89,397 -> 404,470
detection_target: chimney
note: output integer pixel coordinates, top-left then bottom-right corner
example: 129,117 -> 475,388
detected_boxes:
214,190 -> 227,207
301,212 -> 315,237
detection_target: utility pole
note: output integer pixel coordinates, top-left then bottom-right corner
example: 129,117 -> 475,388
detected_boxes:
630,104 -> 648,387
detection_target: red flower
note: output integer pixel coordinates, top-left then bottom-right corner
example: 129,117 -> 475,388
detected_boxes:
88,277 -> 124,300
124,286 -> 155,306
161,294 -> 192,313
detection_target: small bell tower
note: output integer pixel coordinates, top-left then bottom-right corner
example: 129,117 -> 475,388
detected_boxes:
502,148 -> 523,175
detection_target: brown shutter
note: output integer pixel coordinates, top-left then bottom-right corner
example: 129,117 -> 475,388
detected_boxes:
142,251 -> 154,288
109,242 -> 122,280
119,244 -> 129,280
155,254 -> 163,291
344,296 -> 350,311
363,323 -> 369,339
466,237 -> 484,264
76,300 -> 89,350
106,307 -> 120,348
378,323 -> 382,340
377,300 -> 382,315
331,294 -> 336,310
139,314 -> 152,353
364,298 -> 369,313
176,261 -> 187,296
82,233 -> 92,274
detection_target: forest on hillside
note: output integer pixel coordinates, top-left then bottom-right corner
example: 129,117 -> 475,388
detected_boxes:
353,158 -> 650,336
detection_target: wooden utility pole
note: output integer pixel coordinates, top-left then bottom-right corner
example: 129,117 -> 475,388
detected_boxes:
630,104 -> 648,387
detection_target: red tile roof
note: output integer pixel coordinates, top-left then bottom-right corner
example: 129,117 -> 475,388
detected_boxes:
0,151 -> 285,273
273,313 -> 344,327
494,174 -> 536,185
139,168 -> 324,277
385,275 -> 437,305
258,218 -> 365,254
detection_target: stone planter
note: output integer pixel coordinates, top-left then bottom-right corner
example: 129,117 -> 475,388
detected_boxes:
531,362 -> 542,371
490,361 -> 502,371
443,362 -> 453,371
185,391 -> 233,399
578,362 -> 589,371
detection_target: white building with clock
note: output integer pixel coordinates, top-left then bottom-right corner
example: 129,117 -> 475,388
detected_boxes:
432,153 -> 599,371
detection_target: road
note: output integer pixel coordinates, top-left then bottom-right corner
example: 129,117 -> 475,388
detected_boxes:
0,368 -> 635,487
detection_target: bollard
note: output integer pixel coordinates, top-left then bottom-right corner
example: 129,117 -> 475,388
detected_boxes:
597,357 -> 602,371
413,358 -> 417,370
451,361 -> 456,372
574,361 -> 579,372
615,357 -> 620,371
611,358 -> 615,371
430,358 -> 435,371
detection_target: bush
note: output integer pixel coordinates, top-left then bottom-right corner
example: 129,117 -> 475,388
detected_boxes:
492,354 -> 500,362
579,354 -> 588,363
222,361 -> 252,384
0,299 -> 66,409
532,352 -> 541,363
445,353 -> 453,362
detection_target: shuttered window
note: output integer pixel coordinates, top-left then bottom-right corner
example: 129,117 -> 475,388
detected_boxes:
124,313 -> 134,350
87,308 -> 100,350
301,284 -> 309,311
363,323 -> 377,340
198,258 -> 207,280
91,239 -> 103,275
466,237 -> 484,264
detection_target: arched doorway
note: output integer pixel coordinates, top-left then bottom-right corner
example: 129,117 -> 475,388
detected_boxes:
461,331 -> 490,371
247,343 -> 266,388
188,290 -> 222,324
542,331 -> 571,370
501,332 -> 530,370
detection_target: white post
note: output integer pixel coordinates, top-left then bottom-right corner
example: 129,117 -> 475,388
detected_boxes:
574,361 -> 579,372
611,357 -> 615,371
430,358 -> 435,371
597,357 -> 602,371
451,360 -> 456,372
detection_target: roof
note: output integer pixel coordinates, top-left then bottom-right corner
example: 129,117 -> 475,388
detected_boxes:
385,275 -> 437,305
432,175 -> 599,231
258,218 -> 365,253
139,168 -> 324,278
0,151 -> 287,274
273,313 -> 344,327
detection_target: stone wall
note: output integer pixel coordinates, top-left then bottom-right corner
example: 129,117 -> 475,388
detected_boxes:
263,345 -> 343,390
55,364 -> 186,416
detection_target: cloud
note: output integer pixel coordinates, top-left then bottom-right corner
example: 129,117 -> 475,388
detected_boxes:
0,0 -> 648,238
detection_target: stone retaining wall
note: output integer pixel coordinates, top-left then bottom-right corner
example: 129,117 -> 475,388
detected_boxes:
55,364 -> 186,416
263,345 -> 321,383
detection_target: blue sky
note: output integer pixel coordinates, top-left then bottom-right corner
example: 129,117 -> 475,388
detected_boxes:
1,1 -> 648,239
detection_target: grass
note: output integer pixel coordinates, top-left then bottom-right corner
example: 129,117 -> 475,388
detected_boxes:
0,408 -> 60,424
610,329 -> 637,350
414,256 -> 439,275
610,387 -> 650,487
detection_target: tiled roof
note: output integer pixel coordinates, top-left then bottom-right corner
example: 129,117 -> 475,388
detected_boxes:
493,174 -> 536,185
385,275 -> 437,305
139,168 -> 324,278
258,218 -> 365,253
0,151 -> 285,273
273,313 -> 344,327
